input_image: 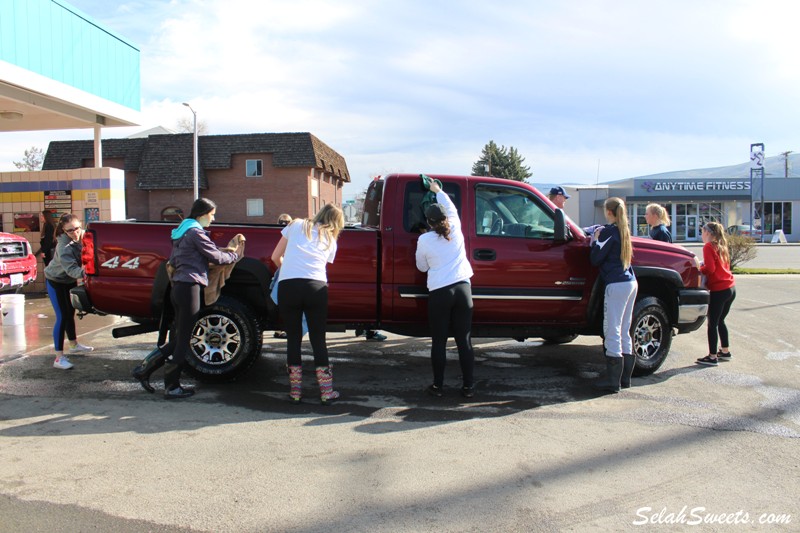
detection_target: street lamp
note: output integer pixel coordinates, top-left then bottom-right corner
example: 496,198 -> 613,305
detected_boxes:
182,102 -> 199,200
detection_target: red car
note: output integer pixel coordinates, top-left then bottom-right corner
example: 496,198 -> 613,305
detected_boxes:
0,232 -> 37,293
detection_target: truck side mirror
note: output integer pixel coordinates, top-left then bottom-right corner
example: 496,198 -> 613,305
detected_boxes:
554,208 -> 567,242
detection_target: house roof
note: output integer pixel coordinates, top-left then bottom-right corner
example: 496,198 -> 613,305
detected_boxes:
42,132 -> 350,190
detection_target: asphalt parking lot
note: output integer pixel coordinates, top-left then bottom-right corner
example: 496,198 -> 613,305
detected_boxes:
1,275 -> 798,532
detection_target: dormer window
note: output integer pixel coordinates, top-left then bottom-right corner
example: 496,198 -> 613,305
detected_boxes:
246,159 -> 262,177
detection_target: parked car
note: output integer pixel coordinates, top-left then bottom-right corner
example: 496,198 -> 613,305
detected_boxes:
0,232 -> 37,293
727,224 -> 762,239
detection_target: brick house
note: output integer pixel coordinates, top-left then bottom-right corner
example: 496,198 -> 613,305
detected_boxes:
42,132 -> 350,223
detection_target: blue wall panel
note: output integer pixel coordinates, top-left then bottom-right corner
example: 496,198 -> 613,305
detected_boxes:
0,0 -> 140,111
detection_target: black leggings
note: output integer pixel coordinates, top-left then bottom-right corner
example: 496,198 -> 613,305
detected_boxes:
160,282 -> 202,388
278,278 -> 329,367
428,281 -> 474,388
707,286 -> 736,354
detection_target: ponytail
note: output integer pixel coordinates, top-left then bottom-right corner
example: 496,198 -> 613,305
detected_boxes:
605,197 -> 632,269
429,219 -> 451,241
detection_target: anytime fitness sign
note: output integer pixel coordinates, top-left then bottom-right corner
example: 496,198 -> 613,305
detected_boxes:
639,179 -> 751,195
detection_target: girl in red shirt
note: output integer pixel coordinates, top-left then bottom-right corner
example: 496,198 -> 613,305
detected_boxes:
696,222 -> 736,366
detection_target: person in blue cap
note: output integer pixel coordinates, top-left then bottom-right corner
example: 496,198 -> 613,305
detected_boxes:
548,186 -> 571,209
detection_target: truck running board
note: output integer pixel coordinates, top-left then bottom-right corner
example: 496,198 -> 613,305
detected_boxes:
112,321 -> 159,338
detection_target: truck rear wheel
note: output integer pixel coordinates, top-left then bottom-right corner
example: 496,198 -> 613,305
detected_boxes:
184,296 -> 263,383
631,296 -> 671,376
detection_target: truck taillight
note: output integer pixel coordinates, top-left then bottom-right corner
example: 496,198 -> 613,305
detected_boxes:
81,232 -> 96,275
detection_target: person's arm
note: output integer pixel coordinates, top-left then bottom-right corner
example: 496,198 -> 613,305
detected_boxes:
590,226 -> 613,266
271,236 -> 288,268
415,239 -> 430,273
194,230 -> 238,265
699,243 -> 717,276
429,179 -> 461,230
59,242 -> 84,280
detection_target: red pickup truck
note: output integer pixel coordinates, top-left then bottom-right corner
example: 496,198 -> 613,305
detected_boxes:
72,174 -> 709,381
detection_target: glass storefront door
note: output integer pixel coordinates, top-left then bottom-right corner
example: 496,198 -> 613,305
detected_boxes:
686,215 -> 698,240
675,204 -> 700,241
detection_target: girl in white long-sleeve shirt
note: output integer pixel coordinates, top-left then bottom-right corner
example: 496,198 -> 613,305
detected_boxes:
415,178 -> 475,398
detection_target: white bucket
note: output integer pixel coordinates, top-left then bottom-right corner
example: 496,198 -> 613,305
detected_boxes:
1,294 -> 25,327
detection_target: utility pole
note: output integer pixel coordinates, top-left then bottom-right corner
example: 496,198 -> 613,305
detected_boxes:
781,150 -> 792,178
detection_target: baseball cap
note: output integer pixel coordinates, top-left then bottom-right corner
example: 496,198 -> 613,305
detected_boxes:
549,186 -> 571,199
425,203 -> 447,222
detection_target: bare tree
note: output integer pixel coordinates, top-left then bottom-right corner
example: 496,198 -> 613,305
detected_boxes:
13,146 -> 44,171
175,117 -> 210,135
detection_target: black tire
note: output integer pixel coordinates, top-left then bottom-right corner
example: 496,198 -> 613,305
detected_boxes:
630,296 -> 672,376
541,334 -> 579,345
184,296 -> 263,383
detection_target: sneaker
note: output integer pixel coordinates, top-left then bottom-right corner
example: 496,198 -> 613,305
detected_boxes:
355,329 -> 365,337
273,331 -> 287,339
427,384 -> 443,397
461,386 -> 475,398
696,355 -> 718,366
717,350 -> 732,361
53,356 -> 74,370
69,343 -> 94,353
366,331 -> 387,342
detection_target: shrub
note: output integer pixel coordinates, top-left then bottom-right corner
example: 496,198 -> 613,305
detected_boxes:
727,234 -> 757,269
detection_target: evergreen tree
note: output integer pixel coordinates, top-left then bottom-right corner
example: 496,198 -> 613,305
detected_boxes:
471,141 -> 532,182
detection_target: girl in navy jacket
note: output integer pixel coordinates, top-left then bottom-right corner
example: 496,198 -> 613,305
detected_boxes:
590,197 -> 638,392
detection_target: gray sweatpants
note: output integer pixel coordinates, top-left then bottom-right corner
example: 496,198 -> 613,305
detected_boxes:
603,280 -> 638,358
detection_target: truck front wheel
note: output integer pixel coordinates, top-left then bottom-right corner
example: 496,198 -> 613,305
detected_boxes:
184,296 -> 263,382
630,296 -> 672,376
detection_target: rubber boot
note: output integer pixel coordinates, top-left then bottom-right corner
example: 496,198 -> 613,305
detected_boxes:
621,354 -> 636,389
315,366 -> 340,405
288,365 -> 303,403
131,347 -> 167,393
163,362 -> 195,400
594,356 -> 623,394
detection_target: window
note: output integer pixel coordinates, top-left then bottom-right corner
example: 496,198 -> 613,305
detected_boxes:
246,159 -> 263,177
161,206 -> 184,222
246,199 -> 264,217
402,180 -> 461,233
475,185 -> 554,239
756,201 -> 792,235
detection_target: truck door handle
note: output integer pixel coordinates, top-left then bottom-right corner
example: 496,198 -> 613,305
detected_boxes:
473,249 -> 496,261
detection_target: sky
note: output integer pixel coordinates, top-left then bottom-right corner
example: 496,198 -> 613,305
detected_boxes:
3,0 -> 800,199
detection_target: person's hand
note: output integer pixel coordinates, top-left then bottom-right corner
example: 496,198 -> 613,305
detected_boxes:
593,227 -> 602,240
429,180 -> 441,194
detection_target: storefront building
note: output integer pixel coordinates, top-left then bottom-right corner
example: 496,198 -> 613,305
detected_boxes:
568,173 -> 798,243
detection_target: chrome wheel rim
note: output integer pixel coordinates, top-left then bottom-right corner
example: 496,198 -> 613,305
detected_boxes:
191,314 -> 242,365
633,314 -> 662,361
